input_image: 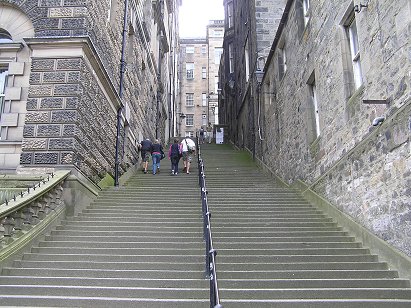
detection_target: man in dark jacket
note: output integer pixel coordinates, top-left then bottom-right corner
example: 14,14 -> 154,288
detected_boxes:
140,138 -> 152,174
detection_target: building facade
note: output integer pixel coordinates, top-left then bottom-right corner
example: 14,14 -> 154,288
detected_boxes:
178,20 -> 224,138
219,0 -> 286,154
220,0 -> 411,256
0,0 -> 181,185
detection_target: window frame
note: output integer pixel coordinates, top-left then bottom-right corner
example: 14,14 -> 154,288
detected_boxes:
228,43 -> 234,74
202,67 -> 207,79
0,68 -> 8,114
346,13 -> 363,89
186,62 -> 194,79
185,114 -> 194,126
202,93 -> 207,106
227,1 -> 234,29
186,46 -> 195,54
185,93 -> 194,107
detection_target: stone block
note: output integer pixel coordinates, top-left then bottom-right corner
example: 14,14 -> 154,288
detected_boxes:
72,7 -> 87,17
37,124 -> 61,137
54,84 -> 81,96
25,112 -> 50,123
43,72 -> 66,83
39,0 -> 62,7
34,152 -> 59,164
20,152 -> 33,164
26,99 -> 38,110
49,138 -> 74,150
23,125 -> 36,138
62,124 -> 76,136
35,17 -> 60,29
31,59 -> 55,71
30,73 -> 41,84
61,18 -> 86,29
64,0 -> 87,6
49,7 -> 74,18
8,62 -> 25,76
56,59 -> 82,70
29,85 -> 53,97
40,97 -> 64,109
0,113 -> 19,127
51,110 -> 78,123
61,152 -> 74,164
67,71 -> 80,83
22,139 -> 47,150
5,87 -> 22,100
65,97 -> 79,109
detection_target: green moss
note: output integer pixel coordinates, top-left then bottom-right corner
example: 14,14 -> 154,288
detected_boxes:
97,173 -> 115,189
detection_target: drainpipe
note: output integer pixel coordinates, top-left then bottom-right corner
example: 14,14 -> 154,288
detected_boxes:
114,0 -> 129,187
156,0 -> 164,140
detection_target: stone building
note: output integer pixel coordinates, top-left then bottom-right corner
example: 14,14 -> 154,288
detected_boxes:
178,20 -> 224,138
219,0 -> 286,153
0,0 -> 181,186
220,0 -> 411,256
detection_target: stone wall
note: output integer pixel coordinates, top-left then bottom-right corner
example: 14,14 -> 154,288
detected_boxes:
261,0 -> 411,255
1,0 -> 163,183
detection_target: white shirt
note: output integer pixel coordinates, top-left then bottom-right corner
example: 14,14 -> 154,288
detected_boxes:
181,138 -> 195,152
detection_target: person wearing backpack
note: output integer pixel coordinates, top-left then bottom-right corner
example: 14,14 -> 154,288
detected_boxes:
168,138 -> 182,175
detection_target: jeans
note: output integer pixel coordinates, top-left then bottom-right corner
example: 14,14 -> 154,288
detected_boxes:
152,153 -> 161,174
171,156 -> 180,173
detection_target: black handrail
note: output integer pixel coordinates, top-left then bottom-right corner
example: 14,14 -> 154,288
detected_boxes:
196,138 -> 223,308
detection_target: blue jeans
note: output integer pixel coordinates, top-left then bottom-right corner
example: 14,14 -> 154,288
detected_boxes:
152,153 -> 161,174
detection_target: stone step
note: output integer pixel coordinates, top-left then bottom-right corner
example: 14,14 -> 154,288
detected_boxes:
21,253 -> 204,263
2,268 -> 205,279
38,241 -> 204,249
13,260 -> 205,271
0,276 -> 209,288
30,247 -> 204,255
0,296 -> 210,307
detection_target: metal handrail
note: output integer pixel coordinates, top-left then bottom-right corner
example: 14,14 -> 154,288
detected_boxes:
196,139 -> 223,308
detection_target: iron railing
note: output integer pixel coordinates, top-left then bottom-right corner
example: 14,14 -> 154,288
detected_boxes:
196,140 -> 223,308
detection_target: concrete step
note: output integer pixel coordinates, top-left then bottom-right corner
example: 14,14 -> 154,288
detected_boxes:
2,268 -> 205,279
37,241 -> 204,249
0,296 -> 209,307
30,247 -> 204,255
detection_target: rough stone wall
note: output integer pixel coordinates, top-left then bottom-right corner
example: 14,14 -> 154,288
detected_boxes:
262,0 -> 411,255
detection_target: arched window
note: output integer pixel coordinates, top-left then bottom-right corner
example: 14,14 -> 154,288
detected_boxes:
0,29 -> 13,43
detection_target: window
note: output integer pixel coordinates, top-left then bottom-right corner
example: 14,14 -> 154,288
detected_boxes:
0,68 -> 8,114
308,76 -> 320,138
201,45 -> 207,54
346,13 -> 363,89
228,43 -> 234,73
0,29 -> 13,43
227,1 -> 234,28
278,40 -> 287,80
202,67 -> 207,79
214,48 -> 223,65
186,62 -> 194,79
202,93 -> 207,106
186,93 -> 194,106
186,46 -> 195,53
244,38 -> 250,82
213,29 -> 224,37
185,131 -> 194,138
303,0 -> 310,26
185,114 -> 194,126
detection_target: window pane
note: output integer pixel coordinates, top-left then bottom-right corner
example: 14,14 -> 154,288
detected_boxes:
0,29 -> 13,43
186,63 -> 194,79
214,48 -> 223,65
202,67 -> 207,79
186,46 -> 195,53
0,69 -> 8,114
186,114 -> 194,126
202,93 -> 207,106
186,93 -> 194,106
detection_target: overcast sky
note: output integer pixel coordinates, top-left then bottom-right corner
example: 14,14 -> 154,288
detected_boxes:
179,0 -> 224,38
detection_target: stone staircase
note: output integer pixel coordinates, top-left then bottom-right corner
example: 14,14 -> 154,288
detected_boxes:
0,162 -> 209,307
200,144 -> 411,307
0,143 -> 410,307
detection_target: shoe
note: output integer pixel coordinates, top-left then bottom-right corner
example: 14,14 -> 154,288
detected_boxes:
171,171 -> 174,175
186,172 -> 190,174
143,170 -> 147,174
157,169 -> 160,173
183,167 -> 187,172
175,172 -> 178,175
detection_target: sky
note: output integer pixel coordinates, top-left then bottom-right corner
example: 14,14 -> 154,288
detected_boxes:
179,0 -> 224,38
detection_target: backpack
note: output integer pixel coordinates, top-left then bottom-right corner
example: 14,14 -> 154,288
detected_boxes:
170,143 -> 180,157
